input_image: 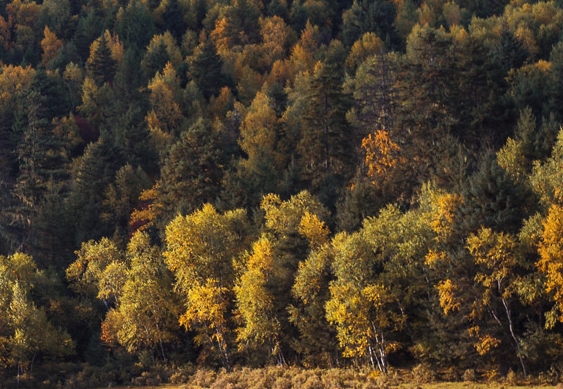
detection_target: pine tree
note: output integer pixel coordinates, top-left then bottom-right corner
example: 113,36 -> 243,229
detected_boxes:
298,61 -> 354,206
157,118 -> 225,225
341,0 -> 398,49
189,37 -> 230,100
70,136 -> 125,244
115,0 -> 156,49
457,152 -> 533,236
141,40 -> 170,80
88,33 -> 117,86
161,0 -> 186,42
224,0 -> 261,47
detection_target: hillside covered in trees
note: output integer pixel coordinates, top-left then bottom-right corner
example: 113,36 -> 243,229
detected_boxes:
3,0 -> 563,386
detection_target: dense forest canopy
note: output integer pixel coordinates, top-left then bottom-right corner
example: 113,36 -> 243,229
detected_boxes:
2,0 -> 563,386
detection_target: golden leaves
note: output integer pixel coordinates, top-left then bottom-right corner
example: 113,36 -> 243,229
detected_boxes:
537,204 -> 563,325
362,129 -> 403,180
436,279 -> 460,315
40,26 -> 63,66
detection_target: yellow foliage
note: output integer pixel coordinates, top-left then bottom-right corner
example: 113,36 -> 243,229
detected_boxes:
428,191 -> 462,240
261,191 -> 328,236
208,86 -> 234,119
514,25 -> 538,55
146,74 -> 184,133
537,204 -> 563,324
181,279 -> 229,349
436,279 -> 460,315
234,235 -> 279,347
100,309 -> 121,346
424,249 -> 447,268
468,228 -> 518,292
535,59 -> 552,72
474,334 -> 501,356
260,16 -> 295,67
41,26 -> 63,66
86,30 -> 123,67
298,212 -> 330,249
238,91 -> 277,162
63,62 -> 83,84
6,0 -> 40,27
0,64 -> 35,104
345,32 -> 384,71
362,129 -> 402,180
211,17 -> 231,53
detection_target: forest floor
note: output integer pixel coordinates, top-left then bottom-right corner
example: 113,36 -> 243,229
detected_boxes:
91,366 -> 563,389
95,380 -> 563,389
100,384 -> 561,389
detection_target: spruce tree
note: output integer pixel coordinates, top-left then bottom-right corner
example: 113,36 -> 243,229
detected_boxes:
190,37 -> 230,100
88,33 -> 117,86
157,118 -> 225,226
298,61 -> 353,207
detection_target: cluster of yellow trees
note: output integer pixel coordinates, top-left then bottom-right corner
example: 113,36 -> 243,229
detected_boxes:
4,0 -> 563,385
59,122 -> 563,376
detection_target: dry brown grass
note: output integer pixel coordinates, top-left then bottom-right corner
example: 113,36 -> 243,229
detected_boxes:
93,367 -> 561,389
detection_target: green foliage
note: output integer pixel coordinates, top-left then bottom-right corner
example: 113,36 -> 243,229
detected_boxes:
4,0 -> 563,381
102,231 -> 179,357
157,118 -> 225,223
87,33 -> 117,86
0,253 -> 74,378
189,36 -> 231,100
298,61 -> 354,206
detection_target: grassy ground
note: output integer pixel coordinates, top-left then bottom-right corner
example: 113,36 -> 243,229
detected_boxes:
102,384 -> 559,389
94,365 -> 563,389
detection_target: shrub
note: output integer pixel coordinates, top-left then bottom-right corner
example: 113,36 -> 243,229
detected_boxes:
190,369 -> 217,388
506,369 -> 518,385
302,374 -> 323,389
272,376 -> 292,389
462,368 -> 476,382
320,369 -> 346,389
411,363 -> 435,384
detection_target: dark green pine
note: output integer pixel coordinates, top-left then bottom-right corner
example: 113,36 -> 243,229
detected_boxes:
190,38 -> 230,100
89,34 -> 117,86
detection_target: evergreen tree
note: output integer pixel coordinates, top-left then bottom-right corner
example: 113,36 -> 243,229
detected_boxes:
224,0 -> 261,47
189,37 -> 231,100
156,118 -> 225,226
141,40 -> 170,80
115,0 -> 156,49
161,0 -> 187,42
70,136 -> 125,244
298,61 -> 353,207
457,152 -> 534,236
88,33 -> 117,86
341,0 -> 398,49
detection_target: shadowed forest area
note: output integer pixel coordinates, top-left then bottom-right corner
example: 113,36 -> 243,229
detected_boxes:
3,0 -> 563,387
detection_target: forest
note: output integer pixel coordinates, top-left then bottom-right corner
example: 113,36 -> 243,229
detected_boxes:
2,0 -> 563,387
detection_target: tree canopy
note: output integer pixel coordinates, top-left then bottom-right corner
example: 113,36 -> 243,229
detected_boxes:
2,0 -> 563,385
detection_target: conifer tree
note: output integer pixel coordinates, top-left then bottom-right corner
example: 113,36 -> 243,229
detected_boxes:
298,61 -> 353,206
87,33 -> 117,86
161,0 -> 186,42
189,36 -> 230,100
157,118 -> 225,224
